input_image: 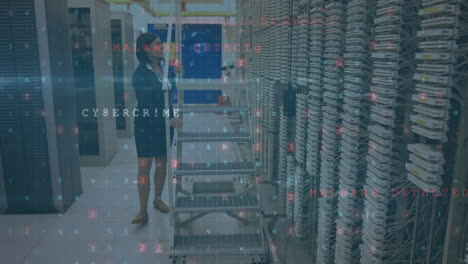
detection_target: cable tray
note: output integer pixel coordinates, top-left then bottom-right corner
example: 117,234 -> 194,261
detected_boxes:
172,234 -> 264,255
175,162 -> 256,175
178,132 -> 252,142
179,105 -> 249,113
175,195 -> 259,213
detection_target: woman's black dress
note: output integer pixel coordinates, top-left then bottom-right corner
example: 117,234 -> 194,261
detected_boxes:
132,63 -> 174,158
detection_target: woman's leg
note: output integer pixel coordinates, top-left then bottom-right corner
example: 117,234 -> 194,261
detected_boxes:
153,157 -> 167,199
153,156 -> 169,212
135,157 -> 153,218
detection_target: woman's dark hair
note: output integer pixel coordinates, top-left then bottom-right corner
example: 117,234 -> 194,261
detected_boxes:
135,32 -> 159,64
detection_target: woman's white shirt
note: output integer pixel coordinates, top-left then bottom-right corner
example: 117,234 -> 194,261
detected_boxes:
145,60 -> 172,91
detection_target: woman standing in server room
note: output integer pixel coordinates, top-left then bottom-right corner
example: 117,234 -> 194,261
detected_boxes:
131,32 -> 183,224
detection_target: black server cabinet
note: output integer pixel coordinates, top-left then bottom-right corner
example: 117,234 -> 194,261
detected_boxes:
69,8 -> 99,156
67,0 -> 118,166
0,0 -> 82,213
111,11 -> 135,139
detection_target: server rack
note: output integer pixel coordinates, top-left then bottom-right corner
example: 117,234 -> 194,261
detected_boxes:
334,0 -> 373,263
111,11 -> 136,138
68,0 -> 118,166
237,0 -> 468,263
0,0 -> 82,214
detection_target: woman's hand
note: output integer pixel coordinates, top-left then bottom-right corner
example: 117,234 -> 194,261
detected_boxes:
174,65 -> 184,76
170,118 -> 182,128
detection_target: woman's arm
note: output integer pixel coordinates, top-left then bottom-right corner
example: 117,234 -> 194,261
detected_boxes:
168,89 -> 183,128
169,91 -> 175,119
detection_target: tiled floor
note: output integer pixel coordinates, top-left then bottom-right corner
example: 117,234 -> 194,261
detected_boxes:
0,113 -> 312,264
0,136 -> 173,264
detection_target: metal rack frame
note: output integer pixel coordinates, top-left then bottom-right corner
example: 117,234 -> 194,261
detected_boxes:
164,3 -> 267,258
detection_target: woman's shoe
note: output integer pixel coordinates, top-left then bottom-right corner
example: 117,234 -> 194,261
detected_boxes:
131,213 -> 148,224
153,199 -> 169,213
